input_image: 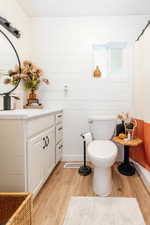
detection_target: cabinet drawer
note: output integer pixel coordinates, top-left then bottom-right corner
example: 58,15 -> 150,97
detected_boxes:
55,112 -> 63,124
56,124 -> 63,144
56,141 -> 63,164
27,115 -> 55,137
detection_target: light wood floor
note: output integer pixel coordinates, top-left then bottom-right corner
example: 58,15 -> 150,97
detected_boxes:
33,163 -> 150,225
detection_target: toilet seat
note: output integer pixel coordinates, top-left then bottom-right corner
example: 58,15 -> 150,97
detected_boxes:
88,140 -> 117,159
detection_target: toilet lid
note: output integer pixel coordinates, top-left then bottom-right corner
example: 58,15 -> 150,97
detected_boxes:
88,140 -> 117,158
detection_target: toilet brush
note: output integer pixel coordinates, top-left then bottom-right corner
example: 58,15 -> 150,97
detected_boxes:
79,134 -> 92,176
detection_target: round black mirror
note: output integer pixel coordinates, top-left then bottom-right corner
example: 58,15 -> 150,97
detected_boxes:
0,29 -> 21,110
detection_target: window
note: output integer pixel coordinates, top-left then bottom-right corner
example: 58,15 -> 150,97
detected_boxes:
93,42 -> 127,78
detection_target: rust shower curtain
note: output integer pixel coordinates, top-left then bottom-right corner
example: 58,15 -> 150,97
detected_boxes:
130,119 -> 150,171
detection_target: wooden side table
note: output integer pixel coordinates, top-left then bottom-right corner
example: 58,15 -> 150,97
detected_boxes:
112,136 -> 142,176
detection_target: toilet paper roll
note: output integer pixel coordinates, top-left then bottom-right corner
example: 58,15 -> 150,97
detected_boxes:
83,132 -> 93,145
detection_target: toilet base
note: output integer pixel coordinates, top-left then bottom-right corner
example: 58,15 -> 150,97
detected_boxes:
93,166 -> 112,196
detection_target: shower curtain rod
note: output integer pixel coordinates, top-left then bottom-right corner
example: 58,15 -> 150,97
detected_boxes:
136,20 -> 150,41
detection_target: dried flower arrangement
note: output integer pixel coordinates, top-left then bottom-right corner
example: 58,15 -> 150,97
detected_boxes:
4,60 -> 49,91
117,112 -> 130,123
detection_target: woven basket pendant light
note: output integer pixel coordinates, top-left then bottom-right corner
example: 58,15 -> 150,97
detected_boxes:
93,66 -> 102,78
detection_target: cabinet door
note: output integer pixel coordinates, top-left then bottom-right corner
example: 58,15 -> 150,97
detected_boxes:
43,127 -> 55,179
27,127 -> 55,194
27,134 -> 44,193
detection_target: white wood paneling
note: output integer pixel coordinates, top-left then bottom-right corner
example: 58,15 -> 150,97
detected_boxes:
30,16 -> 149,160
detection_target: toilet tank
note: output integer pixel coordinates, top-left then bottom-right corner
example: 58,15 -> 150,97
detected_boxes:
88,116 -> 116,140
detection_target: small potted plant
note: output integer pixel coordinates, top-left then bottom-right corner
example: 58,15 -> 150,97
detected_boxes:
5,60 -> 49,107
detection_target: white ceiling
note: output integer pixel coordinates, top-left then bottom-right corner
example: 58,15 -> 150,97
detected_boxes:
17,0 -> 150,17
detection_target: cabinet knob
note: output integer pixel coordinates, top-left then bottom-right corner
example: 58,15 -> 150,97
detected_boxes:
46,136 -> 49,146
58,127 -> 63,131
58,144 -> 63,150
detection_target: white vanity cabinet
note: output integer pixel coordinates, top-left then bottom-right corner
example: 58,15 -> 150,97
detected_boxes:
0,109 -> 63,196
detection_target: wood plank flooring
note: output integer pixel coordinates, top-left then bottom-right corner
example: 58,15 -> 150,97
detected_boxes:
33,163 -> 150,225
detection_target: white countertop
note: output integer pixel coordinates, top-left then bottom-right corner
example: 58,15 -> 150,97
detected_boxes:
0,108 -> 63,119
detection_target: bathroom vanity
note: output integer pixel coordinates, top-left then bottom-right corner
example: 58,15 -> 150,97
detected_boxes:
0,109 -> 63,196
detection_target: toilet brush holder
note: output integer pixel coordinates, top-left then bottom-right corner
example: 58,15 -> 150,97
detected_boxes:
79,138 -> 92,176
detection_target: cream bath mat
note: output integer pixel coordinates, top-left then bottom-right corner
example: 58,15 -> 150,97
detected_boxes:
63,197 -> 145,225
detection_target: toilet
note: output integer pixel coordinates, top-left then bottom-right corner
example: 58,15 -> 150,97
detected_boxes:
87,116 -> 118,196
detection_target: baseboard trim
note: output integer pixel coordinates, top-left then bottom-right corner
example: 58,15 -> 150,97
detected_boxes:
131,159 -> 150,193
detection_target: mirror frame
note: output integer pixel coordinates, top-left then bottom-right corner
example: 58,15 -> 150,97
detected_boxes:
0,29 -> 21,110
0,29 -> 21,95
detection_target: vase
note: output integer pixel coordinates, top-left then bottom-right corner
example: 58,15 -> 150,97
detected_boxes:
116,120 -> 125,136
12,80 -> 25,109
28,90 -> 37,100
